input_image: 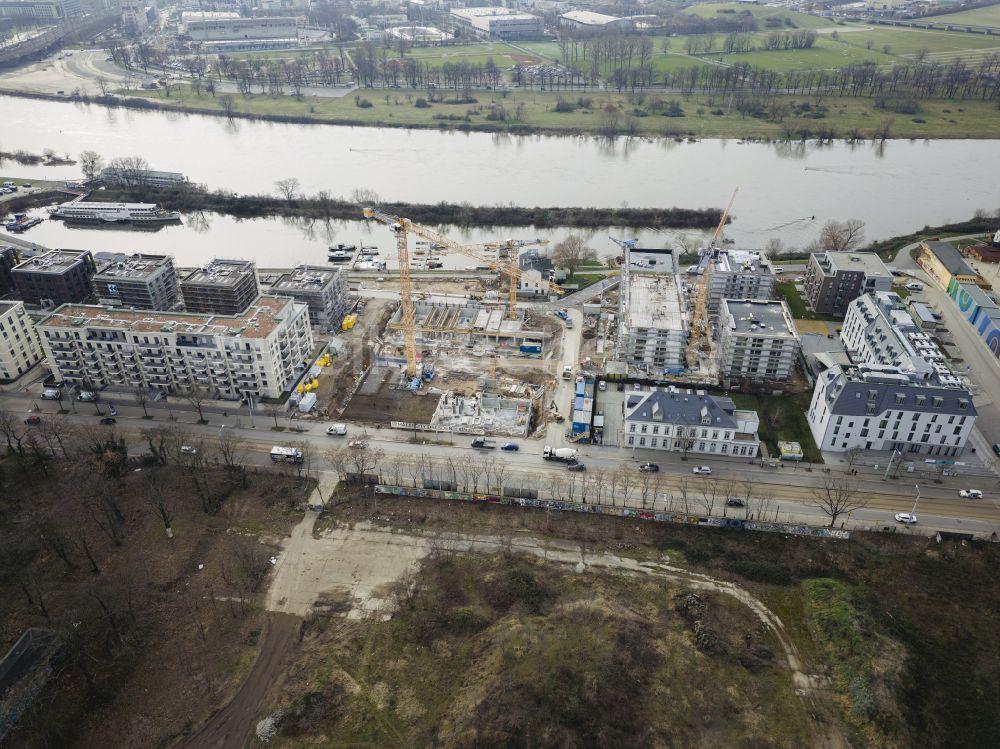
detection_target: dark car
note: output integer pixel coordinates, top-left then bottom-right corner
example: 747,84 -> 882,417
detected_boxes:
993,443 -> 1000,458
638,462 -> 659,473
24,415 -> 41,425
726,498 -> 746,508
500,442 -> 519,451
99,417 -> 117,425
567,462 -> 586,472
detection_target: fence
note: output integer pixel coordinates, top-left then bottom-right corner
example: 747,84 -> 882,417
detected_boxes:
374,484 -> 851,540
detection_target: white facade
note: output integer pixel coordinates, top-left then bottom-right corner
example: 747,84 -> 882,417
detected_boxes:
559,11 -> 628,30
37,295 -> 313,399
718,299 -> 800,383
120,2 -> 149,35
0,301 -> 43,381
518,268 -> 547,295
450,7 -> 543,40
624,389 -> 760,457
619,248 -> 687,373
707,250 -> 775,311
183,15 -> 298,41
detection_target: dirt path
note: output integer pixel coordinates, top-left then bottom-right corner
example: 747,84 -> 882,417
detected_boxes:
184,612 -> 300,749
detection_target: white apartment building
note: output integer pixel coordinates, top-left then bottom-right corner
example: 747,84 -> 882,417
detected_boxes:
0,301 -> 43,382
807,291 -> 975,455
37,295 -> 313,399
623,389 -> 761,458
718,299 -> 800,383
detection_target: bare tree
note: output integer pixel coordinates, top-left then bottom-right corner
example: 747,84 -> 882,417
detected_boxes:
590,467 -> 607,505
845,447 -> 863,474
142,424 -> 180,465
264,402 -> 283,428
275,177 -> 301,201
218,94 -> 238,119
182,386 -> 212,423
218,430 -> 248,487
697,476 -> 722,516
79,150 -> 104,180
677,476 -> 692,515
810,476 -> 867,528
131,385 -> 152,418
144,471 -> 176,539
819,219 -> 866,251
552,234 -> 598,280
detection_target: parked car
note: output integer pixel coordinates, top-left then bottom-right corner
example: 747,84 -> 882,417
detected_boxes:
180,445 -> 198,455
993,443 -> 1000,457
24,415 -> 41,425
40,388 -> 62,400
77,390 -> 97,402
567,462 -> 586,472
726,498 -> 746,508
638,462 -> 659,473
959,489 -> 983,499
348,440 -> 367,449
894,512 -> 917,525
500,442 -> 519,451
598,380 -> 607,392
692,466 -> 712,475
99,417 -> 117,425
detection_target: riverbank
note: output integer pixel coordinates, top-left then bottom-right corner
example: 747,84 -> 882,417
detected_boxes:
4,86 -> 1000,140
64,186 -> 723,230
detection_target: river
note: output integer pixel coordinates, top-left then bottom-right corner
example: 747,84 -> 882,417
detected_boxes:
2,95 -> 999,250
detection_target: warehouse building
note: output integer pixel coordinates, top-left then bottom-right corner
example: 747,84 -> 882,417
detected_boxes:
0,301 -> 43,381
180,259 -> 260,316
37,295 -> 313,399
802,251 -> 892,316
450,7 -> 543,40
559,11 -> 630,30
12,249 -> 97,307
917,240 -> 990,291
92,253 -> 179,311
717,299 -> 800,383
181,12 -> 298,42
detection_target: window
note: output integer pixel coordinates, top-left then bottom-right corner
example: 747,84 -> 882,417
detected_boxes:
641,425 -> 647,434
959,400 -> 969,410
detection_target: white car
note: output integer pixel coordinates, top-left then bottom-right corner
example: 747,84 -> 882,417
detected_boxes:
894,512 -> 918,525
959,489 -> 983,499
348,440 -> 367,449
180,445 -> 198,455
692,466 -> 712,475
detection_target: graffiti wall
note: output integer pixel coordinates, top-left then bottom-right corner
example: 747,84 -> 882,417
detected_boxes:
374,485 -> 851,540
947,278 -> 1000,356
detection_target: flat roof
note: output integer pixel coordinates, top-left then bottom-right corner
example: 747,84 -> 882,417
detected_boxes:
825,251 -> 891,277
713,250 -> 770,274
182,259 -> 256,287
451,7 -> 535,18
561,11 -> 621,24
94,253 -> 172,281
13,249 -> 90,274
722,299 -> 796,336
38,294 -> 295,339
0,300 -> 25,313
271,265 -> 342,291
627,248 -> 675,275
627,273 -> 685,331
181,11 -> 240,21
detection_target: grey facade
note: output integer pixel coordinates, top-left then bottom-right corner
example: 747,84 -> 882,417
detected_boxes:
93,253 -> 179,310
706,251 -> 775,311
12,249 -> 96,307
803,251 -> 892,316
718,299 -> 800,383
266,265 -> 349,332
0,245 -> 16,297
180,259 -> 259,315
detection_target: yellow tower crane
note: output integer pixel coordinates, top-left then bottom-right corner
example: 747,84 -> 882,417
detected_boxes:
685,188 -> 738,370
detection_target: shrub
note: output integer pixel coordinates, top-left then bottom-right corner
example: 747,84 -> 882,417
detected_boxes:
354,97 -> 373,109
554,98 -> 576,113
414,97 -> 430,108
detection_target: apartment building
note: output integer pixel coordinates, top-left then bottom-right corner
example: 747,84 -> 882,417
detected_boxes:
37,295 -> 313,399
0,245 -> 16,297
618,248 -> 687,374
808,291 -> 975,455
717,299 -> 800,383
450,7 -> 543,40
0,301 -> 43,381
180,259 -> 259,315
92,253 -> 179,310
623,389 -> 761,458
802,251 -> 892,316
266,265 -> 349,332
0,0 -> 81,22
704,250 -> 775,311
12,249 -> 97,307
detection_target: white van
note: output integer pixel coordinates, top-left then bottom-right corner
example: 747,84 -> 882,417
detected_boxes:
326,422 -> 348,436
905,282 -> 923,291
771,266 -> 784,274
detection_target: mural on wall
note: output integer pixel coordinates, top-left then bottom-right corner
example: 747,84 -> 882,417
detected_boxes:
948,277 -> 1000,356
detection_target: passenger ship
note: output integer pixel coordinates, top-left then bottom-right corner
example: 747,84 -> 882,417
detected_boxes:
49,201 -> 181,224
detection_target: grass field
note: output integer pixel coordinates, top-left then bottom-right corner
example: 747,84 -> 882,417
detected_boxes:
928,4 -> 1000,26
402,42 -> 541,68
729,391 -> 823,463
714,36 -> 891,71
832,25 -> 1000,62
776,280 -> 841,322
134,85 -> 1000,139
683,2 -> 833,30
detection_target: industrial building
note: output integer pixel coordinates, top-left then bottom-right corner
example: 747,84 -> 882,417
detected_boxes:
947,277 -> 1000,356
92,253 -> 179,311
450,7 -> 543,40
0,301 -> 43,381
808,290 -> 975,455
385,302 -> 550,356
0,245 -> 16,297
100,167 -> 186,189
717,299 -> 800,383
0,0 -> 81,22
181,12 -> 298,44
703,250 -> 775,311
12,249 -> 97,307
37,295 -> 313,399
623,389 -> 761,458
917,240 -> 990,291
264,265 -> 349,332
618,248 -> 687,374
180,259 -> 260,315
559,11 -> 629,30
802,251 -> 893,316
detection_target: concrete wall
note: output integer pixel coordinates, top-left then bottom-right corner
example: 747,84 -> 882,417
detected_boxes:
947,277 -> 1000,356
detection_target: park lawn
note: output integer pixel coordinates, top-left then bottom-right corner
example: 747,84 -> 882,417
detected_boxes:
404,42 -> 531,63
714,37 -> 891,71
929,4 -> 1000,26
130,86 -> 1000,139
683,2 -> 832,30
831,26 -> 1000,60
729,391 -> 823,463
515,41 -> 563,61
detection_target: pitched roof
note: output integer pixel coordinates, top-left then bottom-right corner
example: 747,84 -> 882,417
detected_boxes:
923,240 -> 976,277
625,390 -> 738,428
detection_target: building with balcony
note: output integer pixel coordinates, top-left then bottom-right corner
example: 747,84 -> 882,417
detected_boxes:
623,388 -> 760,458
12,249 -> 97,307
0,301 -> 43,381
92,253 -> 179,310
264,265 -> 349,332
180,259 -> 259,315
802,251 -> 892,316
717,299 -> 800,383
618,247 -> 687,374
36,295 -> 313,399
702,249 -> 775,311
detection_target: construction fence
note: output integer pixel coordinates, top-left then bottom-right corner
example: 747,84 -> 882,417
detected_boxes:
374,485 -> 851,540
